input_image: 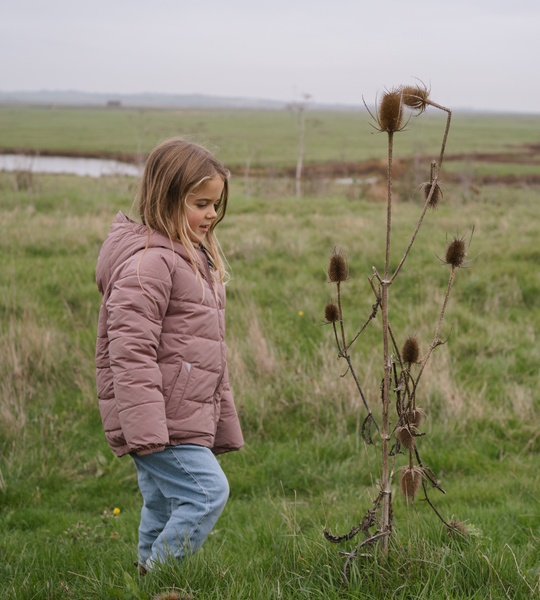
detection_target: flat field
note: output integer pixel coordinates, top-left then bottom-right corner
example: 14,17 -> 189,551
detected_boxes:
2,105 -> 540,167
0,163 -> 540,599
1,109 -> 540,598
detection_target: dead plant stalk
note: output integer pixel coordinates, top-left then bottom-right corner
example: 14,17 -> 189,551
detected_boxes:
323,83 -> 472,563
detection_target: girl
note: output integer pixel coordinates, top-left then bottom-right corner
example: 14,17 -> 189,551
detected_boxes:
95,139 -> 244,572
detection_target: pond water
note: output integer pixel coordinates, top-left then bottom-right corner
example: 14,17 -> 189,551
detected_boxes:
0,154 -> 375,185
0,154 -> 142,178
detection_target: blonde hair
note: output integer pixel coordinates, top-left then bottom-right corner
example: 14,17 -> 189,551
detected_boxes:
138,138 -> 230,289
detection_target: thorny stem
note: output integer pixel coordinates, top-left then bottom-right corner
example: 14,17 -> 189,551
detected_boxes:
337,282 -> 347,352
388,323 -> 403,369
347,299 -> 380,352
380,130 -> 394,553
409,266 -> 456,405
390,103 -> 452,284
365,282 -> 419,434
427,100 -> 452,171
332,321 -> 380,434
344,355 -> 381,434
342,531 -> 391,577
385,132 -> 394,279
420,481 -> 453,530
414,447 -> 446,494
331,322 -> 342,354
388,316 -> 416,410
368,274 -> 381,300
390,439 -> 399,479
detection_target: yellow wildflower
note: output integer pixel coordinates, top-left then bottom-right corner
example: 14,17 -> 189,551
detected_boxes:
113,507 -> 120,515
298,311 -> 304,316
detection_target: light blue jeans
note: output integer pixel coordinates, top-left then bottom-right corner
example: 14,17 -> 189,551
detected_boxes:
132,444 -> 229,569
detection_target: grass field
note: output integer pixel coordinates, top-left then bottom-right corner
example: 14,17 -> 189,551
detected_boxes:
2,105 -> 540,168
1,145 -> 540,599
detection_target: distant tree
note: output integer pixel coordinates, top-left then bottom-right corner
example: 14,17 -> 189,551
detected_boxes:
286,93 -> 312,198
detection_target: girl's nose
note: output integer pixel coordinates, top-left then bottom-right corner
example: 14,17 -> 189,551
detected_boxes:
207,205 -> 217,218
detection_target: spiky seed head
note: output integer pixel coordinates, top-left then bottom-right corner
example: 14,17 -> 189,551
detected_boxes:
422,182 -> 443,209
396,426 -> 417,450
402,84 -> 430,114
445,237 -> 467,268
324,301 -> 340,323
407,408 -> 425,428
402,336 -> 419,364
327,248 -> 349,283
447,520 -> 467,538
153,593 -> 183,600
399,466 -> 423,499
378,89 -> 404,133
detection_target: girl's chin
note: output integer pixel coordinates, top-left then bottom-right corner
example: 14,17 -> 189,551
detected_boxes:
188,233 -> 205,245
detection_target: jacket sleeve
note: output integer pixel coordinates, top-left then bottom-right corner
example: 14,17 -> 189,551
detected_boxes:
106,252 -> 172,455
212,364 -> 244,455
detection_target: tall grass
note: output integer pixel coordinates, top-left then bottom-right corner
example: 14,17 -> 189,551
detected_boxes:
0,171 -> 539,598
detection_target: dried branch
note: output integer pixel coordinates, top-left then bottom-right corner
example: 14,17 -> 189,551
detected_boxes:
331,322 -> 342,354
414,447 -> 446,494
341,531 -> 391,577
347,299 -> 380,351
409,265 -> 456,400
324,492 -> 383,543
361,414 -> 374,445
390,103 -> 452,284
343,355 -> 381,434
336,282 -> 347,352
419,481 -> 451,528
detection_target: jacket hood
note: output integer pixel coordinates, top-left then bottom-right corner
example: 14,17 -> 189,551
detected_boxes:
96,211 -> 204,295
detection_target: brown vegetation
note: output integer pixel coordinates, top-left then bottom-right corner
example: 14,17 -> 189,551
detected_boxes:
2,144 -> 540,185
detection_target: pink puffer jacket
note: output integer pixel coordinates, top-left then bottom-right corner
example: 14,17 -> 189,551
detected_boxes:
95,212 -> 244,457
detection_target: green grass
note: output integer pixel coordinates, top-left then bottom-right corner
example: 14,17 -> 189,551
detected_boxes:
2,106 -> 540,167
1,169 -> 539,598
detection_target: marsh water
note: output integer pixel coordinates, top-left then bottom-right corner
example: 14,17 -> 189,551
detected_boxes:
0,154 -> 375,187
0,154 -> 142,178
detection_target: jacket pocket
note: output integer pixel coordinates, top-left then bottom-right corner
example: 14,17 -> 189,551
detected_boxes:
165,361 -> 192,419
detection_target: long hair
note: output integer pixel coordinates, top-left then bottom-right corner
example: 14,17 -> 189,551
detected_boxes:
138,138 -> 230,289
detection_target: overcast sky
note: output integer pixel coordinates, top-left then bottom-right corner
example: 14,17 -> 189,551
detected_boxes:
2,0 -> 539,112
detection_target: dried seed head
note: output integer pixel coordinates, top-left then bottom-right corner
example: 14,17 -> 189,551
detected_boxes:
447,520 -> 467,538
407,408 -> 425,428
402,336 -> 419,364
153,593 -> 183,600
402,84 -> 430,114
396,426 -> 417,451
445,237 -> 467,268
324,301 -> 340,323
327,248 -> 349,283
399,466 -> 423,499
378,89 -> 404,133
422,181 -> 443,209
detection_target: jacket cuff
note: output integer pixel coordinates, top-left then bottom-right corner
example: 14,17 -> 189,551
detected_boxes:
131,444 -> 166,456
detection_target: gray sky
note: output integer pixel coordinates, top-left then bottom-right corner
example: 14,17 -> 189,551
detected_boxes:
2,0 -> 540,112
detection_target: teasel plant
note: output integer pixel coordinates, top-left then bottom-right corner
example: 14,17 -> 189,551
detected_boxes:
322,83 -> 473,573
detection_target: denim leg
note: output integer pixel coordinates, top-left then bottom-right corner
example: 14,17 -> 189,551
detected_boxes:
133,461 -> 172,564
132,444 -> 229,568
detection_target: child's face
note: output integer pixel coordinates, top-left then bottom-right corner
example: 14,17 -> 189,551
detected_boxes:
184,175 -> 224,245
